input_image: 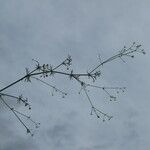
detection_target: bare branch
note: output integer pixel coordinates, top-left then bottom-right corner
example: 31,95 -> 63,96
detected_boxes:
0,42 -> 145,135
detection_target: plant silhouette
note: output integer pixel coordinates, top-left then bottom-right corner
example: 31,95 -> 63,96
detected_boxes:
0,42 -> 145,136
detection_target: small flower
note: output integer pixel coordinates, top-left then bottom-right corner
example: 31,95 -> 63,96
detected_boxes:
136,44 -> 142,48
26,128 -> 30,134
131,55 -> 134,58
133,42 -> 136,44
108,116 -> 113,120
25,68 -> 31,82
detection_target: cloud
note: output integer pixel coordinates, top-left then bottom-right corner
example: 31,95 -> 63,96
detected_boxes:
2,138 -> 39,150
47,123 -> 75,149
0,0 -> 149,150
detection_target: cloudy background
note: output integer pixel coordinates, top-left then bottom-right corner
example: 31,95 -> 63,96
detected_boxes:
0,0 -> 149,149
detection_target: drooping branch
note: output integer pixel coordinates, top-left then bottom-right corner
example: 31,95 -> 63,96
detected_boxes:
0,95 -> 39,136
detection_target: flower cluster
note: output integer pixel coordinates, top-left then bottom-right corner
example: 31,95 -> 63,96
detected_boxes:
62,55 -> 72,70
119,42 -> 146,60
87,70 -> 101,82
18,95 -> 31,110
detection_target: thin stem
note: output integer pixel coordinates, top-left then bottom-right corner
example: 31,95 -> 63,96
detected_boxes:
86,83 -> 125,90
13,109 -> 40,127
0,68 -> 37,92
0,93 -> 31,108
0,93 -> 21,100
31,77 -> 67,96
83,87 -> 100,117
30,70 -> 96,78
0,95 -> 31,134
89,43 -> 139,73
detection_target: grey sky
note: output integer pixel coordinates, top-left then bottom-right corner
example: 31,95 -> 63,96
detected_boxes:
0,0 -> 150,150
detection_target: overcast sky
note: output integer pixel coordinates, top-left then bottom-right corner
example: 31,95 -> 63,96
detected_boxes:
0,0 -> 150,150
